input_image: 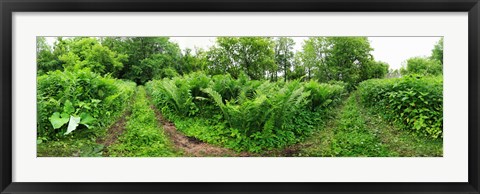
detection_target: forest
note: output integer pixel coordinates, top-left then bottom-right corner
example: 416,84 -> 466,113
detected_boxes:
36,36 -> 443,157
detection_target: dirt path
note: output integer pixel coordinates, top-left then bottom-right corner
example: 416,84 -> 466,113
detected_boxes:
146,96 -> 250,157
96,90 -> 136,156
96,110 -> 131,148
293,96 -> 349,157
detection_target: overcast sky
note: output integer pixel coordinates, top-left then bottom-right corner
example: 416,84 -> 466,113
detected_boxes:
45,37 -> 441,70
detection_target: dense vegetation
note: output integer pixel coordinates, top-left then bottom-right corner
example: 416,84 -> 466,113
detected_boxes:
37,69 -> 136,156
146,72 -> 346,152
358,75 -> 443,139
37,36 -> 443,157
37,69 -> 136,139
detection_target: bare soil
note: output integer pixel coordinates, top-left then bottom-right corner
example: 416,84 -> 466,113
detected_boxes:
149,104 -> 251,157
96,110 -> 131,148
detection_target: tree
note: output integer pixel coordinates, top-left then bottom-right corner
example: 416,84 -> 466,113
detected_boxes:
323,37 -> 375,88
386,68 -> 401,78
431,37 -> 443,64
289,52 -> 307,81
274,37 -> 295,82
57,37 -> 127,77
363,61 -> 389,80
102,37 -> 182,84
400,57 -> 442,76
299,37 -> 327,81
179,48 -> 208,75
206,37 -> 276,79
37,37 -> 61,75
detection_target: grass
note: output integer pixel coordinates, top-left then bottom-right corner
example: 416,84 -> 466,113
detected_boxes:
359,96 -> 443,156
107,86 -> 180,157
37,137 -> 105,157
295,97 -> 346,157
297,92 -> 442,157
324,93 -> 394,157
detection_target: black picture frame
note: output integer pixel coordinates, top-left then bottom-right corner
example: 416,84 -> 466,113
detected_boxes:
1,0 -> 479,193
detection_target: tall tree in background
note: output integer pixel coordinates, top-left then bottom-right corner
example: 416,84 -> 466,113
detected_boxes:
37,37 -> 127,77
206,37 -> 276,79
298,37 -> 384,89
322,37 -> 375,88
180,48 -> 208,75
289,52 -> 307,80
299,37 -> 327,81
39,36 -> 391,86
362,61 -> 389,80
37,37 -> 61,75
274,37 -> 295,82
400,37 -> 443,76
431,37 -> 443,64
400,57 -> 442,76
102,37 -> 182,84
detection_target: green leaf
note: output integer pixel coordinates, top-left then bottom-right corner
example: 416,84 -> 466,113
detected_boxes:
64,116 -> 81,135
49,112 -> 69,129
63,100 -> 75,114
79,112 -> 96,125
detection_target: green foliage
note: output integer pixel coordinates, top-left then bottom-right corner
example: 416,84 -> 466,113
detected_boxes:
146,72 -> 346,152
303,80 -> 346,111
363,61 -> 389,80
358,75 -> 443,139
102,37 -> 183,84
108,87 -> 178,156
37,69 -> 136,140
37,36 -> 444,157
37,137 -> 105,157
37,37 -> 62,75
400,57 -> 442,76
328,94 -> 393,157
431,37 -> 443,64
40,37 -> 128,77
206,37 -> 276,79
297,37 -> 388,90
273,37 -> 295,81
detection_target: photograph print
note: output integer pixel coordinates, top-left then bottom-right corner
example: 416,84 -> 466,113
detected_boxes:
36,36 -> 443,157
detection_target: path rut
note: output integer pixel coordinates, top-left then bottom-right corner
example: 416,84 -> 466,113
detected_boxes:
147,97 -> 250,157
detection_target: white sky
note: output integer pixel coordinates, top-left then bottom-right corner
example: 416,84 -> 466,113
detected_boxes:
45,37 -> 441,70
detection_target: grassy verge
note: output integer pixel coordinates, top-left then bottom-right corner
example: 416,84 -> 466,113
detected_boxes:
108,86 -> 180,157
37,138 -> 105,157
295,97 -> 346,157
323,93 -> 394,157
359,95 -> 443,156
298,92 -> 442,157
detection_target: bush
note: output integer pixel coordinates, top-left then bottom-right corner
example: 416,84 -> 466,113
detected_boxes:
146,72 -> 347,152
358,75 -> 443,138
37,69 -> 136,140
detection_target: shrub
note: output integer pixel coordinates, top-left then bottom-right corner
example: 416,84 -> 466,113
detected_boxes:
358,75 -> 443,138
37,69 -> 136,140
